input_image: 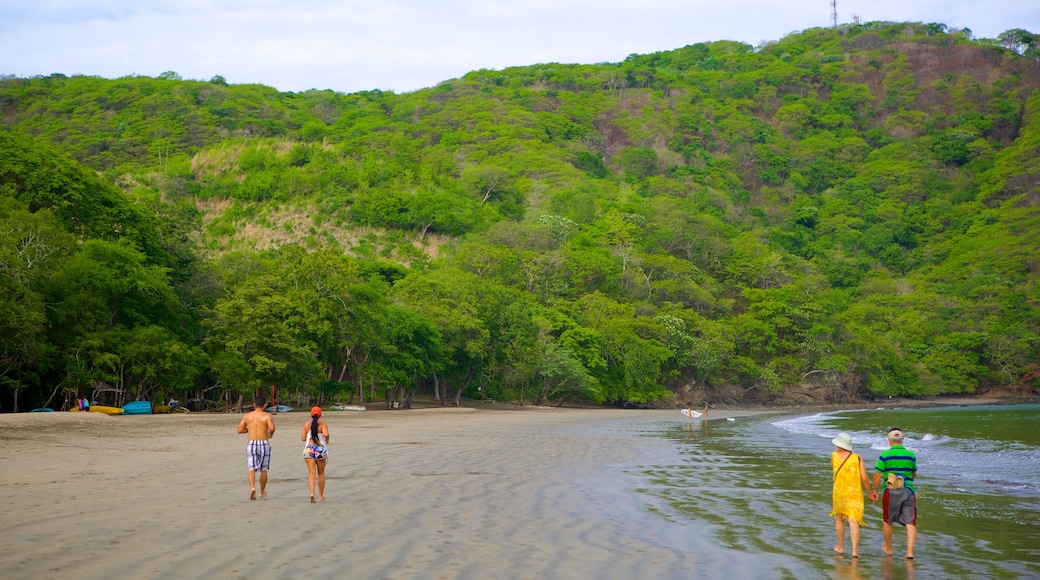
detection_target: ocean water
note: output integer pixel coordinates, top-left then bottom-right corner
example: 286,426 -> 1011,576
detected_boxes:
636,404 -> 1040,579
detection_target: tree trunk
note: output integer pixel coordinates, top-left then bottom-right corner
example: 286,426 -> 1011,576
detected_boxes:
386,385 -> 401,409
41,383 -> 63,411
452,368 -> 475,406
535,377 -> 553,405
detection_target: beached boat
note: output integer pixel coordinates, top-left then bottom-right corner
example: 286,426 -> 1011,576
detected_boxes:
328,405 -> 366,411
29,408 -> 55,413
122,401 -> 153,415
153,402 -> 190,413
265,405 -> 293,413
88,405 -> 124,415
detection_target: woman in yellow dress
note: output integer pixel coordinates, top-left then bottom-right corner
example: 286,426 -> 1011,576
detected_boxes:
830,432 -> 870,557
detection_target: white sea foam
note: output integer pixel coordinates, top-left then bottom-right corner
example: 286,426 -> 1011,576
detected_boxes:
770,412 -> 831,435
772,411 -> 882,450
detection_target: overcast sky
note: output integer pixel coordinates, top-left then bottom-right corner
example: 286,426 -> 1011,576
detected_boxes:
3,1 -> 1038,94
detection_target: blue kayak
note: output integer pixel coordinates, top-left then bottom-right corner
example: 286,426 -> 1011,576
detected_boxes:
122,401 -> 153,415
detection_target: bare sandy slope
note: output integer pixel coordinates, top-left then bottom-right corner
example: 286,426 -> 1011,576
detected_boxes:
0,407 -> 797,579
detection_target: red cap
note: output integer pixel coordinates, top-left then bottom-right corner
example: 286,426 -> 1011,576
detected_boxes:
310,406 -> 322,417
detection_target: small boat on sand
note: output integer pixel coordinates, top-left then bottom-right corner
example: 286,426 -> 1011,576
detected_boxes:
328,405 -> 366,411
30,408 -> 55,413
265,405 -> 293,414
88,405 -> 124,415
123,401 -> 153,415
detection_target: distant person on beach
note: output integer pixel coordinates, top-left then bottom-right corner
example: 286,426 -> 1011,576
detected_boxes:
830,432 -> 870,558
301,406 -> 330,503
870,427 -> 917,559
238,395 -> 276,500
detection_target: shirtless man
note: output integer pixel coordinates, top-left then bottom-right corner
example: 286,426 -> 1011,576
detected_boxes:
238,395 -> 276,500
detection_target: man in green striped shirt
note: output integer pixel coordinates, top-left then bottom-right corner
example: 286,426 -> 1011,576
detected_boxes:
870,427 -> 917,559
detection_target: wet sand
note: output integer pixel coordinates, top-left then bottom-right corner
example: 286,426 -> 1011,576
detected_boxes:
0,407 -> 801,579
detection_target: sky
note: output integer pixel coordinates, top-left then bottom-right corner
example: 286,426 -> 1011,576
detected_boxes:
3,0 -> 1038,95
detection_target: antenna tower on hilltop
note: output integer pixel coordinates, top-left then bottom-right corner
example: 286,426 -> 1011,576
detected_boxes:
831,0 -> 838,28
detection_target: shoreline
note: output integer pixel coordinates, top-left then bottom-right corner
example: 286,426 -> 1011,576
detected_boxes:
5,384 -> 1036,416
3,393 -> 1035,420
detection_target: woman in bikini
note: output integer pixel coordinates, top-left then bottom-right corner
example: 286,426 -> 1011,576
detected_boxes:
830,432 -> 870,557
301,406 -> 330,503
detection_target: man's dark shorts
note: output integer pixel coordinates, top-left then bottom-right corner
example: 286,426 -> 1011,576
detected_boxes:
883,487 -> 916,526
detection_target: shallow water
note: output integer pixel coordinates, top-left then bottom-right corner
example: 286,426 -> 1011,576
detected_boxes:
635,404 -> 1040,579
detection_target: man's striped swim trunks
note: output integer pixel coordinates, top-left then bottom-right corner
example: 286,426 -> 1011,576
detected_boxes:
247,440 -> 271,472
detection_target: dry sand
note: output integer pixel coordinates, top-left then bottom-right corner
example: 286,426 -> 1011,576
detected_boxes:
0,407 -> 798,579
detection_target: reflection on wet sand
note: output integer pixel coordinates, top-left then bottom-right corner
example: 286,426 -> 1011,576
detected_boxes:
833,550 -> 916,580
681,418 -> 708,436
832,555 -> 861,580
880,553 -> 916,580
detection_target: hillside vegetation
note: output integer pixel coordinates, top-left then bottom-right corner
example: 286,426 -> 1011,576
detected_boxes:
2,22 -> 1039,411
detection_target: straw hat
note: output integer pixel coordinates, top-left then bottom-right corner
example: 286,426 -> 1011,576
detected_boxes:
832,432 -> 853,451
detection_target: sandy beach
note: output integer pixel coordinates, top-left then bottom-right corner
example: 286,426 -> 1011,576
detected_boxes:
0,407 -> 804,580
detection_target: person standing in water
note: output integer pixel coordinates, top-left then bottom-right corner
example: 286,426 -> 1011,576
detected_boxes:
238,395 -> 276,500
301,406 -> 330,503
830,432 -> 870,557
871,427 -> 918,560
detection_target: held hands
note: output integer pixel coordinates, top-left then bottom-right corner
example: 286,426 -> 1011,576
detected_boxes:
868,490 -> 879,503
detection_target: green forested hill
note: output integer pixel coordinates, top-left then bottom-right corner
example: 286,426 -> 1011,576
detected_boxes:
2,22 -> 1038,412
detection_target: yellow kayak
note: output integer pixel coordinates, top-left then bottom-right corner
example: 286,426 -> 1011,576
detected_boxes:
88,405 -> 124,415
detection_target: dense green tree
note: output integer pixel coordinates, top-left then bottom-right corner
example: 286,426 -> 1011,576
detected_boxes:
0,198 -> 74,408
392,268 -> 490,404
204,269 -> 323,399
568,292 -> 672,404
